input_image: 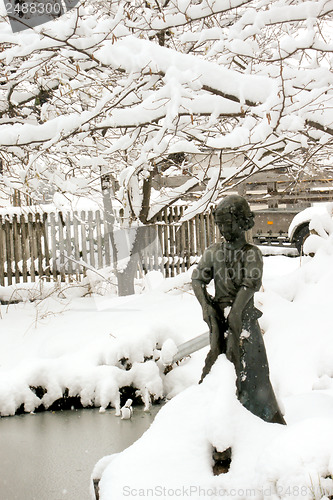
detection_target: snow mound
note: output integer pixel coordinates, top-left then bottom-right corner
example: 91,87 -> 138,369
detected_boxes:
94,222 -> 333,499
0,279 -> 205,416
94,357 -> 333,500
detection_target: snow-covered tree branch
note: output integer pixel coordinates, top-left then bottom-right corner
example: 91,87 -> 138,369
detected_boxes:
1,0 -> 333,291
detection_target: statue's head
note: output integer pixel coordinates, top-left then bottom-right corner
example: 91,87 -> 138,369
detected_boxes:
213,195 -> 255,233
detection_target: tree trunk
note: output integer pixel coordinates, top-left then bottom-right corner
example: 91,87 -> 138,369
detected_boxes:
100,170 -> 118,269
116,225 -> 158,296
101,171 -> 144,296
117,252 -> 139,296
115,225 -> 145,296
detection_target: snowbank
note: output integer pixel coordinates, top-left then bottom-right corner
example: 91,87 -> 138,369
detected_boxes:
94,214 -> 333,500
93,358 -> 333,500
2,218 -> 333,498
0,269 -> 206,416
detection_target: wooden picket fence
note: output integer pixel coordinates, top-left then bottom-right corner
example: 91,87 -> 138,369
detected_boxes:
0,207 -> 220,286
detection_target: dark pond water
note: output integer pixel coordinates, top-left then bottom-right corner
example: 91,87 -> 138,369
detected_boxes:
0,406 -> 160,500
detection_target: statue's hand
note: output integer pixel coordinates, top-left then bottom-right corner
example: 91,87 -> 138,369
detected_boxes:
202,304 -> 217,329
227,309 -> 242,338
226,311 -> 242,369
226,331 -> 236,363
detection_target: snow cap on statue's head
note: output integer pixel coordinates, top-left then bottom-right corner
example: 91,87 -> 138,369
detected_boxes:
213,195 -> 255,231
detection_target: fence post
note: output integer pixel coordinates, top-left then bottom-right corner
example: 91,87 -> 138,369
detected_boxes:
65,213 -> 73,282
73,212 -> 81,280
20,214 -> 28,283
0,216 -> 5,286
87,211 -> 96,269
50,213 -> 58,281
188,216 -> 195,266
174,206 -> 181,275
4,218 -> 12,286
96,211 -> 103,269
35,213 -> 44,280
163,209 -> 170,278
58,212 -> 66,282
80,211 -> 88,270
13,215 -> 21,283
179,206 -> 186,272
27,213 -> 36,282
103,211 -> 111,268
43,213 -> 51,282
169,207 -> 175,277
156,213 -> 163,273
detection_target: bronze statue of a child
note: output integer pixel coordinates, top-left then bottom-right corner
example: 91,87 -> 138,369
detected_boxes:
192,195 -> 285,424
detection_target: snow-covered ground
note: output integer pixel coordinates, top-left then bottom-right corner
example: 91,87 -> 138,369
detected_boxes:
1,229 -> 333,499
0,271 -> 206,416
0,254 -> 301,419
92,238 -> 333,499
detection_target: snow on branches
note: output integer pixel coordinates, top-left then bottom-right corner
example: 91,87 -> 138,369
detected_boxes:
0,0 -> 333,217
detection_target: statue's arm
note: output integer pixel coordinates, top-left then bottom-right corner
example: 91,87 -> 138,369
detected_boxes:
192,280 -> 217,329
226,285 -> 254,368
228,246 -> 263,337
191,250 -> 216,329
228,286 -> 255,336
192,278 -> 210,305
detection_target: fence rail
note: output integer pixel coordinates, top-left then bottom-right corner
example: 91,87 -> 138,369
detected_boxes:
0,208 -> 220,286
